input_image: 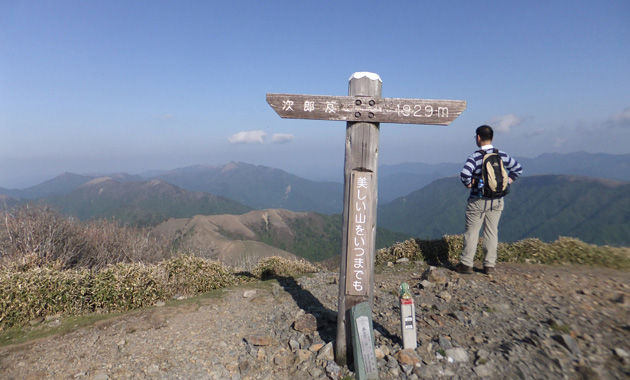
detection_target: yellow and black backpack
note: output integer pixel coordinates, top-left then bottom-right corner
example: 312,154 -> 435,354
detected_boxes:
478,149 -> 510,199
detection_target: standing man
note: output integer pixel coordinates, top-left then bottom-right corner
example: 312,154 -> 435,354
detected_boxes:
455,125 -> 522,274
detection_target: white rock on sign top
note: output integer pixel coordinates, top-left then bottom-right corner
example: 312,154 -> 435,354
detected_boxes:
350,72 -> 382,82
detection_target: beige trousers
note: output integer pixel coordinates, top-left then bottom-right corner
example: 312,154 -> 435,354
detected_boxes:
460,197 -> 504,267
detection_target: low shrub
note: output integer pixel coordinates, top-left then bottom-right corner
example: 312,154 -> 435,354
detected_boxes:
0,267 -> 92,328
0,206 -> 171,271
376,239 -> 421,264
377,235 -> 630,270
0,254 -> 320,331
160,255 -> 242,295
251,256 -> 319,279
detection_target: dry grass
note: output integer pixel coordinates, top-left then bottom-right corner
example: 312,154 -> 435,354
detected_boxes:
377,235 -> 630,270
0,254 -> 319,331
250,256 -> 320,279
0,206 -> 172,270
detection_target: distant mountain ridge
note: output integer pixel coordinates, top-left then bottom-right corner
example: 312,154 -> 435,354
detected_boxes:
2,151 -> 627,208
379,151 -> 630,201
378,174 -> 630,246
519,152 -> 630,181
43,177 -> 251,226
0,153 -> 628,247
153,162 -> 343,214
0,163 -> 343,215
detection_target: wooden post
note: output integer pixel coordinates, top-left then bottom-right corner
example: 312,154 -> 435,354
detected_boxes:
335,72 -> 382,365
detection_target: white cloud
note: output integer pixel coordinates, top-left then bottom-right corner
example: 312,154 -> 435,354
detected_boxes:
271,133 -> 294,144
228,130 -> 267,144
607,106 -> 630,128
488,114 -> 521,133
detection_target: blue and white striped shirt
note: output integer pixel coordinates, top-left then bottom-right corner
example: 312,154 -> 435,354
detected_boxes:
460,144 -> 523,196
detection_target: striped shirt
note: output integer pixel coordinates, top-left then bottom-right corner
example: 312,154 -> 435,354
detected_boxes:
460,144 -> 523,197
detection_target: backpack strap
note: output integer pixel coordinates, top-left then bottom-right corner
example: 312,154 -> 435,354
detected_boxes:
477,148 -> 500,154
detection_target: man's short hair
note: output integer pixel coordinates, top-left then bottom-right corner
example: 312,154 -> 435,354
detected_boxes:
476,125 -> 493,141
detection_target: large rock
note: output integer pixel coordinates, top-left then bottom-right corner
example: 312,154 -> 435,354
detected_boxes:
421,266 -> 448,284
293,314 -> 318,334
244,335 -> 274,346
317,342 -> 334,361
553,334 -> 581,357
438,335 -> 453,350
309,343 -> 324,352
396,349 -> 421,366
325,360 -> 341,379
295,349 -> 312,364
445,347 -> 469,363
474,364 -> 493,377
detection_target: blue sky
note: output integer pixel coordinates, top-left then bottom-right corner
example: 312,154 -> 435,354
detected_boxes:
1,0 -> 628,187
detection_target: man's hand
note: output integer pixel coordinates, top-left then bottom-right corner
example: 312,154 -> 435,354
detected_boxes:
466,183 -> 472,188
508,177 -> 514,185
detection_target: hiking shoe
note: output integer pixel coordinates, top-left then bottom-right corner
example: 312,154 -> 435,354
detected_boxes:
483,266 -> 495,275
454,263 -> 473,274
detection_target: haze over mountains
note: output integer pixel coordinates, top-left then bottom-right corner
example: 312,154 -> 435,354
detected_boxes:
0,152 -> 628,248
379,151 -> 630,202
379,175 -> 630,246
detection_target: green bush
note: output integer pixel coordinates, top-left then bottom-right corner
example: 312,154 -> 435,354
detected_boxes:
251,256 -> 319,279
160,255 -> 241,295
0,254 -> 321,331
90,263 -> 165,311
0,267 -> 91,327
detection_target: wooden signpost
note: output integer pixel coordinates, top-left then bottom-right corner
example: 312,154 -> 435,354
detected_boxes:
267,72 -> 466,367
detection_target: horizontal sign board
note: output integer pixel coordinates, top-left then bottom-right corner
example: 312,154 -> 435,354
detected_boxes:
266,93 -> 466,125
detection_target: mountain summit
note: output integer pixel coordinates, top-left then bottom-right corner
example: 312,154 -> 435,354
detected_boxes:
154,162 -> 343,214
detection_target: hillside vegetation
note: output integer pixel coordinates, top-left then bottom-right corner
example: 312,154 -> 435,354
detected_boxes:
153,209 -> 409,264
379,175 -> 630,246
1,206 -> 627,333
0,206 -> 171,270
376,235 -> 630,270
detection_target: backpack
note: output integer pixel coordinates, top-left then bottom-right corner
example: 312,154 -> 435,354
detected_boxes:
478,149 -> 509,199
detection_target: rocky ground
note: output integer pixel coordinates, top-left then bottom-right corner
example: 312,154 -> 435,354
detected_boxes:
1,262 -> 629,379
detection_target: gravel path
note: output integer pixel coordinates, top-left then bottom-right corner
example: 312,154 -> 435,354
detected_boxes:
1,262 -> 628,379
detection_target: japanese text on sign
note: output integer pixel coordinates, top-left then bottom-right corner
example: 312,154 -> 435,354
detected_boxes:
282,98 -> 339,114
276,96 -> 450,119
346,171 -> 373,296
357,315 -> 378,375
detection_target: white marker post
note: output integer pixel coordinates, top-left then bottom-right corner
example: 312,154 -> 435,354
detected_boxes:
266,73 -> 466,365
399,283 -> 417,349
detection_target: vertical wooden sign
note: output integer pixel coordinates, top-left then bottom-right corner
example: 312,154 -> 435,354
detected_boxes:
336,72 -> 381,366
